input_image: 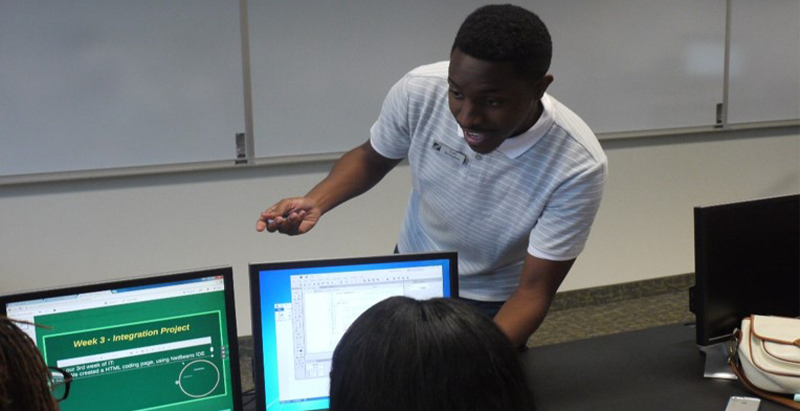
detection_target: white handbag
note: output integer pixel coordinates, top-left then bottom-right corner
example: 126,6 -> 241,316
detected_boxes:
729,315 -> 800,410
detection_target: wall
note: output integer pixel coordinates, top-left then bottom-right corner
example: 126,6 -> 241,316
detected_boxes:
1,126 -> 798,335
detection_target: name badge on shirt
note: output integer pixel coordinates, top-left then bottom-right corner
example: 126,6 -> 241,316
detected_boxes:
431,140 -> 467,164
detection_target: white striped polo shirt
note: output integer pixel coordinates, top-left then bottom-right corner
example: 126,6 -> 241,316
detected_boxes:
370,61 -> 607,301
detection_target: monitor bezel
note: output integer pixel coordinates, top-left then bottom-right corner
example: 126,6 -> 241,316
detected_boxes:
248,252 -> 458,411
0,266 -> 244,411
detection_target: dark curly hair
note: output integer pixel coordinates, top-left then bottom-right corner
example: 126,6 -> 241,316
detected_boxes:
452,4 -> 552,81
0,317 -> 57,411
329,297 -> 536,411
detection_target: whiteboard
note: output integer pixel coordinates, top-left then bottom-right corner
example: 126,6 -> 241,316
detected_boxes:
249,0 -> 726,158
727,0 -> 800,124
0,0 -> 244,177
3,0 -> 797,178
537,0 -> 726,133
248,0 -> 466,158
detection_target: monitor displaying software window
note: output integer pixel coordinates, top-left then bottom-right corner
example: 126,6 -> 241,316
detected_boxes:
249,252 -> 458,411
0,266 -> 243,411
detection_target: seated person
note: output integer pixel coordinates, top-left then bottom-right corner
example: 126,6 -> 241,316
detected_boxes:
0,316 -> 70,411
329,297 -> 536,411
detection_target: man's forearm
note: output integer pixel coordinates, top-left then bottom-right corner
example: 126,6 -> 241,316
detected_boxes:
493,254 -> 574,346
494,288 -> 553,347
306,141 -> 400,214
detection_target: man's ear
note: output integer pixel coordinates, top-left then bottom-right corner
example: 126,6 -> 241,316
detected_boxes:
535,74 -> 554,99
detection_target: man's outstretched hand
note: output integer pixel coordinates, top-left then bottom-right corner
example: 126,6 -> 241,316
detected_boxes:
256,197 -> 321,236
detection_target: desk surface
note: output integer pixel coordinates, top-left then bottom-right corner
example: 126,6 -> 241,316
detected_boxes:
522,323 -> 786,411
242,324 -> 788,411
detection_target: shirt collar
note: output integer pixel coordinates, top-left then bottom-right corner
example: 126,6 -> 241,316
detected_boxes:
497,93 -> 555,158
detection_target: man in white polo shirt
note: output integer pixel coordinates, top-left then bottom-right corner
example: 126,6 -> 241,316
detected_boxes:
256,4 -> 607,346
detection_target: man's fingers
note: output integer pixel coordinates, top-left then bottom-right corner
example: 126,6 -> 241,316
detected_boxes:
256,201 -> 312,235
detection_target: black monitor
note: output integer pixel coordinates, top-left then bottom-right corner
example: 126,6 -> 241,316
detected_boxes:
690,194 -> 800,348
249,252 -> 458,411
0,266 -> 243,411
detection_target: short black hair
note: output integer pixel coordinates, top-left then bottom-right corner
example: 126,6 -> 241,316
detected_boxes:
329,297 -> 536,411
452,4 -> 552,80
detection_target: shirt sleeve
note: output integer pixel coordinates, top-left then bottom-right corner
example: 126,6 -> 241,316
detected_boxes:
528,160 -> 608,261
369,74 -> 412,160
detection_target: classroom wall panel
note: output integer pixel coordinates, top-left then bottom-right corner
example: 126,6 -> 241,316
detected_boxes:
1,127 -> 798,335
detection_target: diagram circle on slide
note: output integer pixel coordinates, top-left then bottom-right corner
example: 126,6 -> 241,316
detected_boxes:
177,359 -> 221,398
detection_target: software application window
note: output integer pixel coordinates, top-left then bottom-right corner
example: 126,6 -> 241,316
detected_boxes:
6,277 -> 236,411
273,265 -> 444,405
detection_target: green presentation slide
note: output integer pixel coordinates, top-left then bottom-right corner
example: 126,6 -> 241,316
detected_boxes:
33,292 -> 235,411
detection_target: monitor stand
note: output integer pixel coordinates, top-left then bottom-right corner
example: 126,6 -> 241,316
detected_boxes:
701,342 -> 736,380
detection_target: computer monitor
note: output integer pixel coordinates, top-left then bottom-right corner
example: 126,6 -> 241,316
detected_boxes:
691,194 -> 800,349
0,266 -> 243,411
249,252 -> 458,411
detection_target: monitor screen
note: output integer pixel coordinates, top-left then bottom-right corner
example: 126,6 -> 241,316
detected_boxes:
0,266 -> 243,411
249,252 -> 458,411
691,194 -> 800,346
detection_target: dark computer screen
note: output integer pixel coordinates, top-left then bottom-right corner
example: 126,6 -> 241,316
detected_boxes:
691,194 -> 800,346
249,252 -> 458,411
0,266 -> 243,411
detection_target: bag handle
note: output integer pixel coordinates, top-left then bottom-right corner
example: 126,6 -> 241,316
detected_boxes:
728,350 -> 800,410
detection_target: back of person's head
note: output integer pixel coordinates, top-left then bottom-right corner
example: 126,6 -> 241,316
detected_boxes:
452,4 -> 552,81
0,316 -> 58,411
329,296 -> 535,411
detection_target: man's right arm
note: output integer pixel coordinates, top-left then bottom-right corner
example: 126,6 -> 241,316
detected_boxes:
255,140 -> 401,236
